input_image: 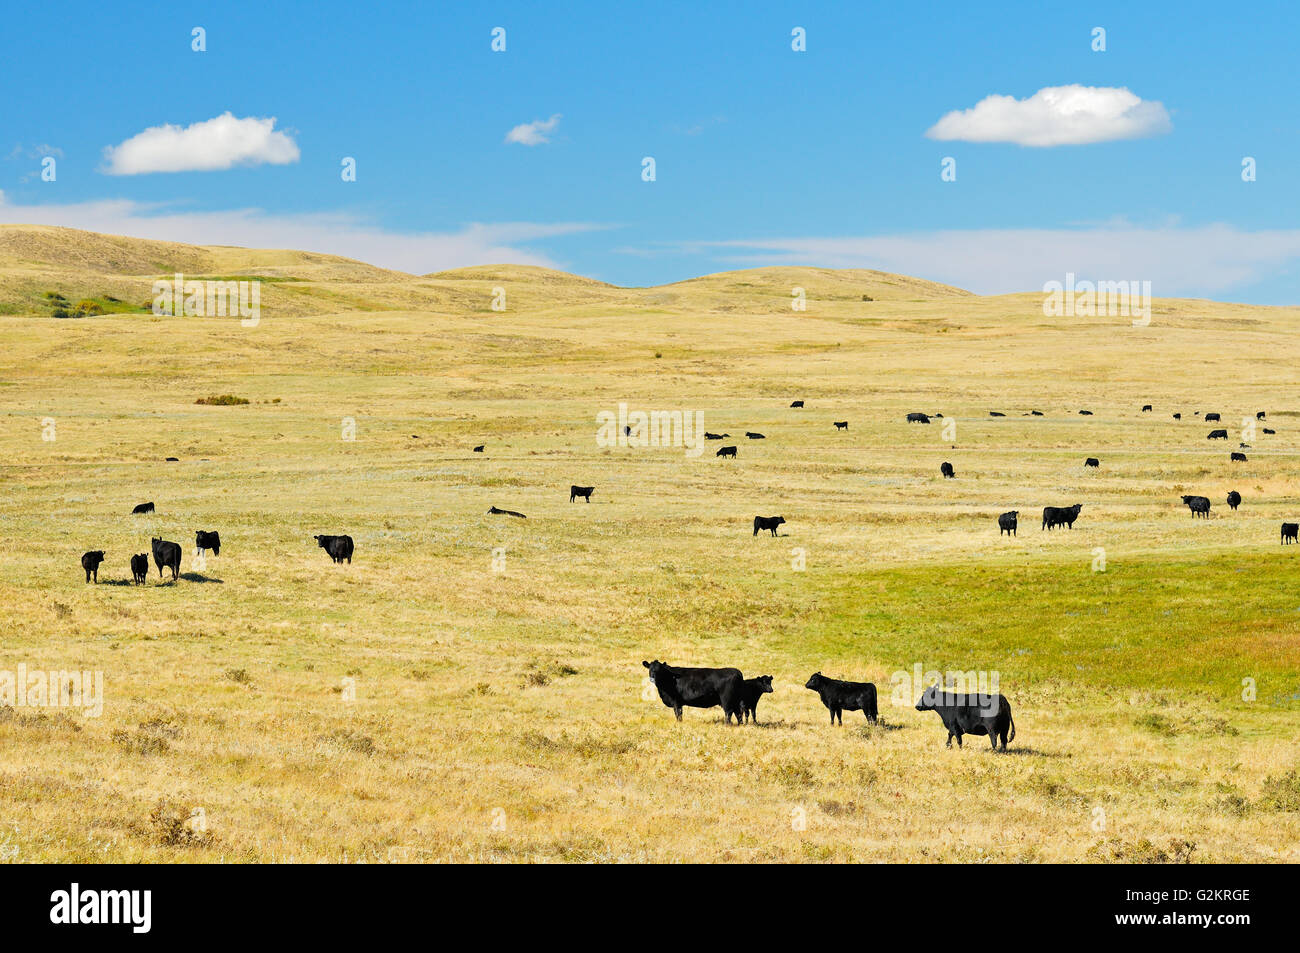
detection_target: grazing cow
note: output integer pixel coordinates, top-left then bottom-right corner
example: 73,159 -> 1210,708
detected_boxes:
1079,410 -> 1093,415
1084,457 -> 1100,468
1205,413 -> 1221,422
1182,495 -> 1211,518
1142,404 -> 1152,412
745,432 -> 765,439
1264,428 -> 1276,434
569,485 -> 595,503
753,516 -> 786,537
1240,443 -> 1251,449
132,501 -> 155,515
804,672 -> 878,725
989,411 -> 1005,417
940,461 -> 955,478
1030,410 -> 1044,416
704,432 -> 729,440
165,457 -> 179,462
473,445 -> 484,453
1173,413 -> 1182,420
486,507 -> 526,519
790,400 -> 804,408
642,660 -> 744,724
314,534 -> 355,563
1207,429 -> 1228,440
1283,523 -> 1299,545
739,676 -> 773,725
906,413 -> 931,424
130,553 -> 148,585
716,445 -> 737,458
151,538 -> 182,580
1231,452 -> 1247,462
81,550 -> 106,584
1227,491 -> 1241,510
833,421 -> 848,431
933,414 -> 944,418
1042,503 -> 1083,530
998,511 -> 1018,537
195,530 -> 221,557
915,684 -> 1015,751
1257,411 -> 1267,420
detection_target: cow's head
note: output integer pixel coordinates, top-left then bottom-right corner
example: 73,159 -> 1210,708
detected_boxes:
642,660 -> 667,683
86,551 -> 105,564
314,535 -> 326,547
753,675 -> 774,694
915,683 -> 942,711
1007,511 -> 1018,518
775,517 -> 786,526
804,672 -> 823,690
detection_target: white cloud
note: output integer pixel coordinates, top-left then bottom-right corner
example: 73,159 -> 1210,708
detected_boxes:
926,85 -> 1172,147
664,225 -> 1300,299
0,195 -> 607,274
505,114 -> 561,146
102,112 -> 300,174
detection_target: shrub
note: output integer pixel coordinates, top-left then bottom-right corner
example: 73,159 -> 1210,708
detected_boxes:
196,395 -> 251,406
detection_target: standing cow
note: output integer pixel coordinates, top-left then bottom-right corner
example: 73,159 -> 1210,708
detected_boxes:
130,553 -> 149,584
998,511 -> 1018,536
1182,495 -> 1211,518
739,675 -> 774,725
1042,504 -> 1083,530
1227,491 -> 1241,510
81,551 -> 106,583
151,538 -> 182,581
195,530 -> 221,557
314,534 -> 354,564
642,660 -> 744,724
805,673 -> 878,725
915,684 -> 1016,751
1282,523 -> 1298,545
940,461 -> 955,479
569,485 -> 595,503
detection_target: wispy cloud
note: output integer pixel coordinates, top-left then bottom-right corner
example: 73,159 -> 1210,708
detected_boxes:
102,113 -> 300,174
505,114 -> 562,146
0,195 -> 608,274
926,85 -> 1172,147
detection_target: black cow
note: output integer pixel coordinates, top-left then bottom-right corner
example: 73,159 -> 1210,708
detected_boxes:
989,411 -> 1005,417
790,400 -> 804,408
753,516 -> 785,536
1030,410 -> 1044,416
805,672 -> 878,725
1227,491 -> 1241,510
704,432 -> 729,440
1042,503 -> 1082,530
1231,452 -> 1247,462
81,550 -> 106,583
314,534 -> 355,562
473,445 -> 484,453
833,421 -> 848,431
130,553 -> 148,584
195,530 -> 221,557
1182,495 -> 1211,518
1257,411 -> 1267,420
642,660 -> 744,724
745,432 -> 765,439
570,485 -> 595,503
1084,457 -> 1099,468
1142,404 -> 1152,412
486,507 -> 526,519
716,445 -> 737,458
165,457 -> 179,462
132,502 -> 155,514
1079,410 -> 1093,415
906,413 -> 931,424
151,537 -> 182,580
1264,428 -> 1276,435
1173,413 -> 1181,420
739,675 -> 773,725
1208,429 -> 1228,440
1205,413 -> 1221,422
1283,523 -> 1298,545
940,461 -> 955,478
998,511 -> 1018,536
915,684 -> 1016,751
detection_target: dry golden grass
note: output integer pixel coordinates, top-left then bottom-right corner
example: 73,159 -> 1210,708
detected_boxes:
0,225 -> 1297,863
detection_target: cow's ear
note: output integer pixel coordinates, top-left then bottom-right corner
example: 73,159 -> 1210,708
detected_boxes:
642,660 -> 650,668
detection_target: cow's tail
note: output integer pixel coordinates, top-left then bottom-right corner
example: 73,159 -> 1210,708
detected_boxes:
869,691 -> 879,722
1008,712 -> 1016,744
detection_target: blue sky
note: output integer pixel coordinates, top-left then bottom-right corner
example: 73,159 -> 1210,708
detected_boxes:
2,0 -> 1298,301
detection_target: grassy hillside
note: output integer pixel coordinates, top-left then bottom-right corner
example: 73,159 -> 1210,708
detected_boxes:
0,225 -> 1297,862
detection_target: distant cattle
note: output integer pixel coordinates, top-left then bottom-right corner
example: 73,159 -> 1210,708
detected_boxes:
915,684 -> 1016,751
1142,405 -> 1152,412
165,457 -> 179,462
1084,457 -> 1099,468
473,445 -> 484,453
833,421 -> 848,431
1264,428 -> 1276,435
989,411 -> 1005,417
745,432 -> 765,439
642,660 -> 744,724
716,445 -> 737,458
804,672 -> 878,725
1257,411 -> 1267,420
790,400 -> 804,408
1283,523 -> 1298,545
704,432 -> 729,440
151,538 -> 182,580
753,516 -> 785,537
195,530 -> 221,557
314,534 -> 355,562
1227,491 -> 1241,510
130,553 -> 148,585
624,426 -> 632,437
1182,495 -> 1211,518
486,507 -> 526,519
81,550 -> 106,584
1205,413 -> 1221,422
132,502 -> 155,515
1042,503 -> 1082,530
998,511 -> 1018,536
1173,413 -> 1181,420
570,485 -> 595,503
1231,452 -> 1247,462
906,413 -> 931,424
933,414 -> 943,418
940,461 -> 955,479
739,676 -> 773,725
1079,410 -> 1093,416
1030,410 -> 1043,416
1207,429 -> 1228,440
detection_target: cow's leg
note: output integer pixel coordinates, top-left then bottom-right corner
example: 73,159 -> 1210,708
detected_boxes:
829,708 -> 835,725
674,706 -> 683,722
945,730 -> 953,748
954,731 -> 963,748
835,708 -> 843,726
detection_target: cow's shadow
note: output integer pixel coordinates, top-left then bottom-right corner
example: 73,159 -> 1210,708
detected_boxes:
98,579 -> 136,587
180,572 -> 223,584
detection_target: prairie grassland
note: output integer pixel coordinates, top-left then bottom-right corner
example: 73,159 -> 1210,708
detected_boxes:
0,226 -> 1297,863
